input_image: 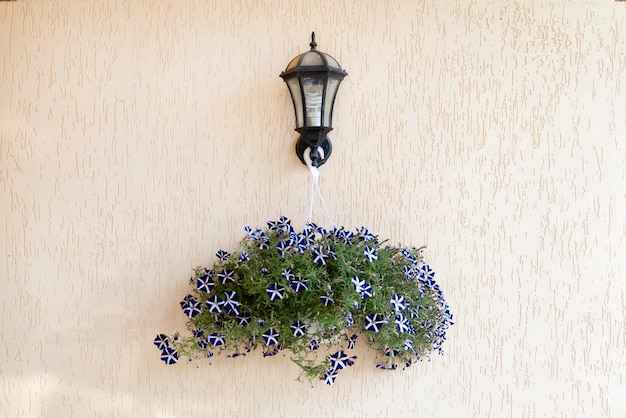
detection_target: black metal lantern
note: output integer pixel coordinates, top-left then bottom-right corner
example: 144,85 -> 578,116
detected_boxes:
280,32 -> 348,167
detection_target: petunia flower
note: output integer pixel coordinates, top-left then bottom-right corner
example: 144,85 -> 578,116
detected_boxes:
364,313 -> 385,332
217,269 -> 235,284
395,314 -> 411,333
346,313 -> 355,327
258,238 -> 270,250
193,328 -> 204,338
276,240 -> 292,256
364,246 -> 378,262
153,334 -> 169,350
352,276 -> 372,298
289,277 -> 308,292
323,369 -> 338,385
236,311 -> 252,326
205,294 -> 223,313
222,291 -> 241,315
329,350 -> 351,371
281,269 -> 295,281
208,333 -> 225,347
290,320 -> 306,337
359,283 -> 373,298
182,299 -> 202,318
347,334 -> 358,350
358,227 -> 376,242
215,250 -> 230,261
311,246 -> 329,265
197,338 -> 208,349
309,339 -> 319,351
262,328 -> 280,345
320,293 -> 334,306
196,274 -> 215,293
160,347 -> 179,365
266,283 -> 285,301
238,252 -> 250,262
390,294 -> 406,311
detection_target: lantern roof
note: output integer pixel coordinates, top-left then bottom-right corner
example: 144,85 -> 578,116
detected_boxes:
281,33 -> 347,77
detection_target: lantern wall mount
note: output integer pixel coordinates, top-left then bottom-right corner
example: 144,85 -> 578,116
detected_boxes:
280,32 -> 348,167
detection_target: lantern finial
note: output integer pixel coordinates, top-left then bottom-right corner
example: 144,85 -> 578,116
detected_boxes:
309,32 -> 317,50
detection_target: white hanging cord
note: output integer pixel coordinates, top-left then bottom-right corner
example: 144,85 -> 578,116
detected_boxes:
303,147 -> 334,229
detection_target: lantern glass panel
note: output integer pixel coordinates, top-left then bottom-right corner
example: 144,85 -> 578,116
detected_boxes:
286,77 -> 304,128
301,76 -> 324,127
323,77 -> 340,127
301,52 -> 325,66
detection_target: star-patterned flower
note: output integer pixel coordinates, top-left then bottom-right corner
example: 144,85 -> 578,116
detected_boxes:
208,333 -> 225,347
329,350 -> 351,371
222,291 -> 240,315
278,215 -> 291,228
262,327 -> 280,345
346,313 -> 355,327
153,334 -> 168,350
403,265 -> 415,281
421,264 -> 436,284
320,293 -> 334,306
215,249 -> 230,261
193,328 -> 204,338
289,277 -> 308,292
365,313 -> 385,332
325,245 -> 337,260
258,238 -> 270,250
323,368 -> 338,385
281,269 -> 295,281
205,294 -> 223,313
299,228 -> 315,246
311,246 -> 329,265
385,347 -> 399,357
351,276 -> 372,298
395,314 -> 411,333
403,339 -> 415,352
238,251 -> 250,262
309,339 -> 319,351
236,311 -> 252,326
347,334 -> 358,350
197,338 -> 208,349
290,320 -> 306,337
266,283 -> 285,301
390,294 -> 406,311
196,273 -> 215,293
160,347 -> 179,365
182,298 -> 202,318
364,246 -> 378,262
217,269 -> 235,284
276,240 -> 292,256
358,227 -> 376,242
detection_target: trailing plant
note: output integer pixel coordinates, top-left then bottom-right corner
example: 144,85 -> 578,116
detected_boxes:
154,216 -> 453,385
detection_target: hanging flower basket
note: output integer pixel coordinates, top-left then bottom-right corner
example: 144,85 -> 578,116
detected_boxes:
154,216 -> 453,385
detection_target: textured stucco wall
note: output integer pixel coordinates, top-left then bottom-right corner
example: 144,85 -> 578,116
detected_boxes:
1,1 -> 625,417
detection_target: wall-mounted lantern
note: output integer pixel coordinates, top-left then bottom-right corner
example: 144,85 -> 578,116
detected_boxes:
280,32 -> 348,167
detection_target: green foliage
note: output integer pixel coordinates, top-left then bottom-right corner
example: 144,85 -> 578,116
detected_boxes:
156,218 -> 453,385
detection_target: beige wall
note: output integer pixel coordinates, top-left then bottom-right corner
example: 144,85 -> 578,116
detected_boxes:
1,1 -> 625,417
